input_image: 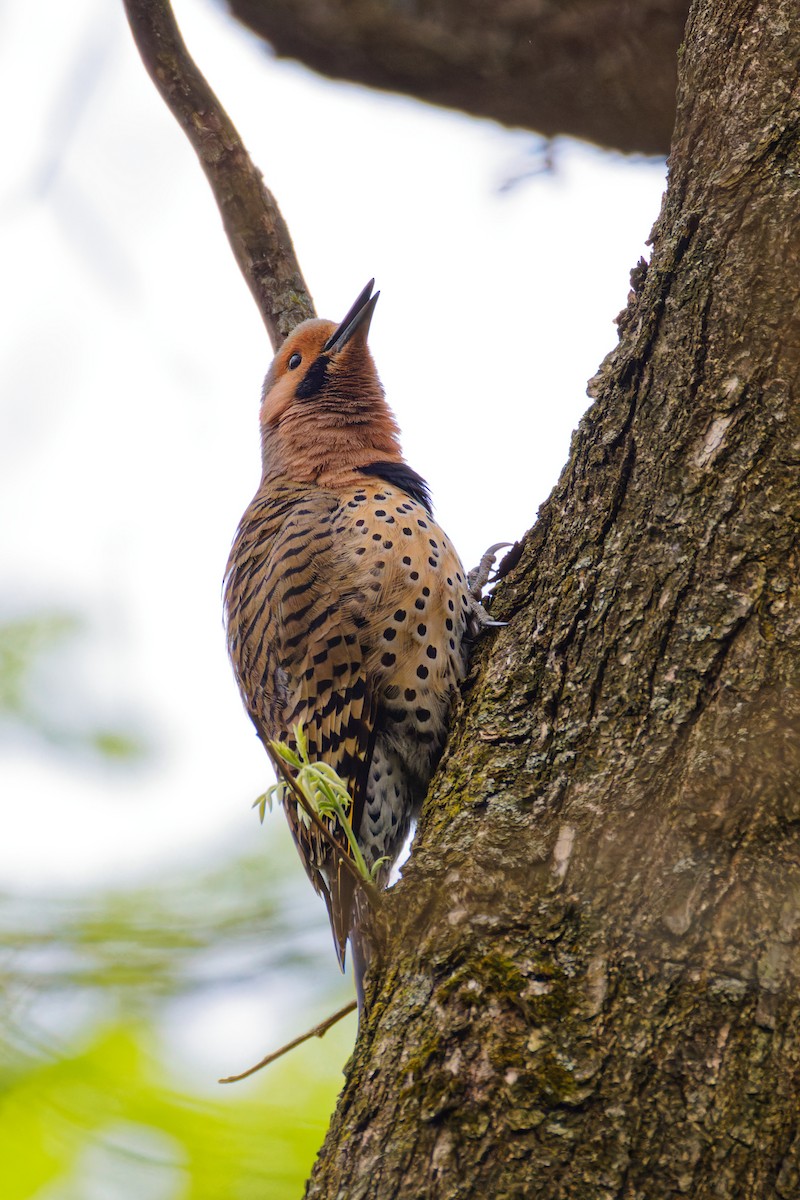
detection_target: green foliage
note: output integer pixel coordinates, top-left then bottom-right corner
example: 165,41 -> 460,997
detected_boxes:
1,616 -> 353,1197
0,613 -> 77,715
261,724 -> 387,884
1,846 -> 328,1008
1,1019 -> 354,1200
1,846 -> 352,1198
0,614 -> 144,760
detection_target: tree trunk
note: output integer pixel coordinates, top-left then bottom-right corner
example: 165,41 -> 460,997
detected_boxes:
306,0 -> 800,1195
227,0 -> 688,156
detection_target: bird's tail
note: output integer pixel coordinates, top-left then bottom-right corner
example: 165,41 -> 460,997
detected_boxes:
349,920 -> 372,1014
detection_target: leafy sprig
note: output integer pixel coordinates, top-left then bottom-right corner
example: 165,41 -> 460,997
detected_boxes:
254,724 -> 387,885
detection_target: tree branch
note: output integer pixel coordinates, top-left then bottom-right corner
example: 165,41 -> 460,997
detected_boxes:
218,1000 -> 357,1083
227,0 -> 689,157
123,0 -> 314,347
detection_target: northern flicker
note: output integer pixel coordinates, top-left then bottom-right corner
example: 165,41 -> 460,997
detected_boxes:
224,281 -> 496,1002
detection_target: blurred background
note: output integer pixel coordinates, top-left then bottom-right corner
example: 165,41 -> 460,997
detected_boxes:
0,0 -> 666,1194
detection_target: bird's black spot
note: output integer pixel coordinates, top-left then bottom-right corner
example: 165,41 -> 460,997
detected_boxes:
448,599 -> 455,611
372,533 -> 382,541
417,623 -> 427,636
428,557 -> 438,568
414,598 -> 425,611
383,628 -> 396,641
445,618 -> 453,631
416,664 -> 429,679
427,646 -> 437,660
404,688 -> 417,701
295,354 -> 329,399
410,571 -> 420,581
394,609 -> 406,622
417,519 -> 428,529
375,509 -> 386,517
383,540 -> 393,550
381,652 -> 396,667
402,555 -> 412,565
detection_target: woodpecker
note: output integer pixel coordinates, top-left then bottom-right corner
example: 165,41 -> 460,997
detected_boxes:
224,281 -> 493,1003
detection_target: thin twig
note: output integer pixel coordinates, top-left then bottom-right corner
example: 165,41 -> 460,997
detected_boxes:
122,0 -> 314,348
266,746 -> 381,905
218,1000 -> 358,1083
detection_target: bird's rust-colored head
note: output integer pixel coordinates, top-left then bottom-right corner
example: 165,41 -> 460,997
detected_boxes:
259,280 -> 403,487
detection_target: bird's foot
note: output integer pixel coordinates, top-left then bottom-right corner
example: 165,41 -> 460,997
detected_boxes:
467,541 -> 513,631
467,542 -> 513,600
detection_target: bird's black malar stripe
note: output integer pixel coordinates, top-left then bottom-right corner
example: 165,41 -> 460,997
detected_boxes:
295,354 -> 330,400
359,461 -> 433,515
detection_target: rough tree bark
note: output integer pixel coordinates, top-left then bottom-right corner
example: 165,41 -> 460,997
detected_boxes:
304,0 -> 800,1196
227,0 -> 690,156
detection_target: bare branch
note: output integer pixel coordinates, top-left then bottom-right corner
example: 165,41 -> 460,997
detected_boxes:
123,0 -> 314,347
218,999 -> 357,1083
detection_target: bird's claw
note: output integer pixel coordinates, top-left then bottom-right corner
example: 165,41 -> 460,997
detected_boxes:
467,542 -> 513,600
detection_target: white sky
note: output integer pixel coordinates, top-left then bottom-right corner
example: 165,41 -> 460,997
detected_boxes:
1,0 -> 666,1054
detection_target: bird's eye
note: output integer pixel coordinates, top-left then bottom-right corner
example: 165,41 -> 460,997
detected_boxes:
288,352 -> 302,370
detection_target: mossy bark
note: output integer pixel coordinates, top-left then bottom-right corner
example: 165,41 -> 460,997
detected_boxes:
306,0 -> 800,1195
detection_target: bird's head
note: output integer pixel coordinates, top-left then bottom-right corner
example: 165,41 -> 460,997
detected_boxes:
259,280 -> 403,485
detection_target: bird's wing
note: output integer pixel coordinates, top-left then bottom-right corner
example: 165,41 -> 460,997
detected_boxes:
258,497 -> 380,967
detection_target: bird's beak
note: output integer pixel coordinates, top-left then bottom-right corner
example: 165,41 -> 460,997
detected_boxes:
324,279 -> 380,353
